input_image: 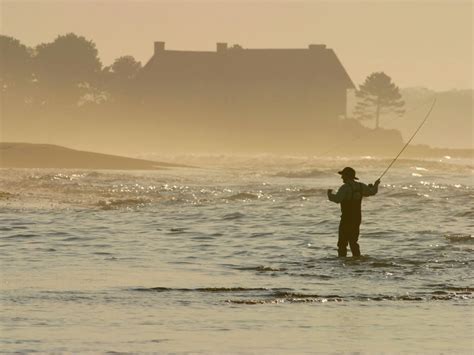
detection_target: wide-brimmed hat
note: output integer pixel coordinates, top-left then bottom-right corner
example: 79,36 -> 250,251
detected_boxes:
338,167 -> 358,180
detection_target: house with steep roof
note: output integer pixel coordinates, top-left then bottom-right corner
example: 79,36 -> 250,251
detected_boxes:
137,42 -> 355,133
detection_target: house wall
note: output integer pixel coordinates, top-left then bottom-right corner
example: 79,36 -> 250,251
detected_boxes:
136,44 -> 354,143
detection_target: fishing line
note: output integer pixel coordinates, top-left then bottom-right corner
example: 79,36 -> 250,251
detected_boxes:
317,97 -> 436,157
377,97 -> 437,181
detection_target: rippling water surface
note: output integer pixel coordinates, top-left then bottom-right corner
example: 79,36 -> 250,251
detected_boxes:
1,156 -> 473,353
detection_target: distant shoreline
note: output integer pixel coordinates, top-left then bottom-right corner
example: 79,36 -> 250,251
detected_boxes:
0,142 -> 472,171
326,144 -> 473,159
0,143 -> 189,170
400,145 -> 473,159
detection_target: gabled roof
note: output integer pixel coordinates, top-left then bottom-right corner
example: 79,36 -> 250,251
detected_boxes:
139,43 -> 355,89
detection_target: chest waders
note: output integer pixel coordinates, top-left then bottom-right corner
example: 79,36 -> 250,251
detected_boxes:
338,183 -> 362,257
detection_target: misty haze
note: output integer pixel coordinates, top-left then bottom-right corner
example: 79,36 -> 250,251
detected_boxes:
0,1 -> 472,354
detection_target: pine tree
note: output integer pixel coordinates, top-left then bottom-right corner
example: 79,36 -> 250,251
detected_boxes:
354,72 -> 405,129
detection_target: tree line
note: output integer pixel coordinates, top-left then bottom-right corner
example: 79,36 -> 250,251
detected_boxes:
0,33 -> 142,108
1,33 -> 404,129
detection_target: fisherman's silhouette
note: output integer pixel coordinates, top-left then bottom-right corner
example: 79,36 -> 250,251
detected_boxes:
327,167 -> 380,257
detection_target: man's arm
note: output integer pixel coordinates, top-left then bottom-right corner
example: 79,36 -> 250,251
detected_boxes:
361,179 -> 381,197
327,184 -> 348,203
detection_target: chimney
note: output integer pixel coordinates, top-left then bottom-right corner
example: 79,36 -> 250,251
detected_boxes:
216,42 -> 228,53
308,44 -> 326,50
154,41 -> 165,55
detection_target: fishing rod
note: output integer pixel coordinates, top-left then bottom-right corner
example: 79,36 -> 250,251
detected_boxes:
377,97 -> 437,181
317,98 -> 436,158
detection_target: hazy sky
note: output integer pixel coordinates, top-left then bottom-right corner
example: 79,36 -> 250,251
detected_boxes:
1,0 -> 472,90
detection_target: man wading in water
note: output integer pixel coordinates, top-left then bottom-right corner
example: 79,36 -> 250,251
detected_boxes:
327,167 -> 380,257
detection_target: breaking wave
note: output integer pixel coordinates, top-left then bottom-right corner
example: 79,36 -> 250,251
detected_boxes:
131,285 -> 474,304
222,212 -> 246,220
444,234 -> 473,242
96,198 -> 151,210
224,192 -> 260,201
274,169 -> 330,178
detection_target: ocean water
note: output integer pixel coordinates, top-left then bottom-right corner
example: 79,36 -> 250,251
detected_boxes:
1,156 -> 473,353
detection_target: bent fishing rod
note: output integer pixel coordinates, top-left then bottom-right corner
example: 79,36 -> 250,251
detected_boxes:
377,97 -> 437,181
